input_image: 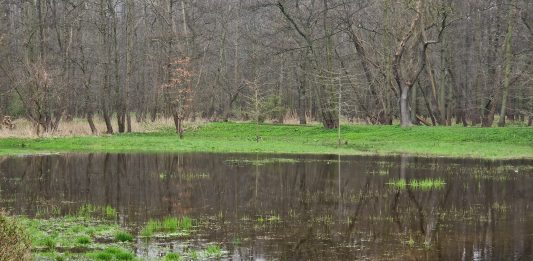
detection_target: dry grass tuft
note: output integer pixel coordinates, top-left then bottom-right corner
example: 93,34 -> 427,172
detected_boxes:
0,211 -> 32,261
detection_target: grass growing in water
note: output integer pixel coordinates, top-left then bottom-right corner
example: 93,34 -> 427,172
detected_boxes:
141,216 -> 193,239
77,204 -> 117,220
205,245 -> 223,258
165,252 -> 181,261
86,247 -> 135,260
115,231 -> 134,242
225,158 -> 299,166
75,235 -> 92,245
387,178 -> 446,190
19,216 -> 124,255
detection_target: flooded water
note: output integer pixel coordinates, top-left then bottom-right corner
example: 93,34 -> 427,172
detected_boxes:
1,153 -> 532,260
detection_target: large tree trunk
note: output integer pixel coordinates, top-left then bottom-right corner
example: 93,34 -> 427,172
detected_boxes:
400,86 -> 413,127
173,113 -> 184,139
100,0 -> 113,134
498,0 -> 516,127
296,58 -> 307,125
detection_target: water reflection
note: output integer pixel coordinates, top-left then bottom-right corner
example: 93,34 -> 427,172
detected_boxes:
0,153 -> 532,260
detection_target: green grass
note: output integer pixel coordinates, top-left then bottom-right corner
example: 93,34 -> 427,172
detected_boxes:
0,122 -> 531,159
86,247 -> 135,260
77,204 -> 117,220
114,231 -> 134,242
165,252 -> 181,261
387,178 -> 446,190
75,235 -> 92,245
205,244 -> 222,258
140,217 -> 193,239
19,216 -> 123,253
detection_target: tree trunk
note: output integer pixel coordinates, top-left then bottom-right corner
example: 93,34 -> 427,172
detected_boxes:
296,58 -> 307,125
498,0 -> 516,127
87,112 -> 97,134
100,0 -> 113,134
400,86 -> 413,127
173,114 -> 183,139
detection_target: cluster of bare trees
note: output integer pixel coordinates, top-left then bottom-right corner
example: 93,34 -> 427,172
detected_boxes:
0,0 -> 531,134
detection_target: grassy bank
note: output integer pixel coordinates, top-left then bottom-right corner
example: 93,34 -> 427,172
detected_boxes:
0,122 -> 532,159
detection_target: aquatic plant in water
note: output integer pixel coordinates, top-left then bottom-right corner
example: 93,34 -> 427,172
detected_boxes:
165,252 -> 181,260
141,216 -> 194,239
75,235 -> 91,245
387,178 -> 446,190
225,158 -> 298,166
77,204 -> 117,220
86,247 -> 134,260
205,245 -> 223,258
115,231 -> 134,242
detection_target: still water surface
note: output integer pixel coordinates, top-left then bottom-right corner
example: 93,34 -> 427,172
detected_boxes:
1,153 -> 532,260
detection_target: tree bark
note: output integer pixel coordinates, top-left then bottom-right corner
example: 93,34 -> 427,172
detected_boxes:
498,0 -> 516,127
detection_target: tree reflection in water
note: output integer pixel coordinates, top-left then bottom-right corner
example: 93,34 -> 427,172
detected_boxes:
0,153 -> 532,260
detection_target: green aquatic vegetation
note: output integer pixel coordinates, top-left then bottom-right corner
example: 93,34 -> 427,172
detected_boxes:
35,205 -> 62,218
43,237 -> 57,250
267,215 -> 281,223
86,247 -> 135,261
181,172 -> 210,181
387,179 -> 407,189
407,237 -> 415,248
417,179 -> 446,190
18,216 -> 124,256
78,204 -> 99,218
162,217 -> 179,232
181,217 -> 193,230
387,178 -> 446,190
188,250 -> 199,260
165,252 -> 181,261
313,215 -> 334,225
141,216 -> 193,239
105,206 -> 117,219
205,245 -> 223,258
140,219 -> 159,238
77,204 -> 118,220
76,235 -> 92,245
225,157 -> 299,166
35,251 -> 69,261
256,214 -> 281,224
115,231 -> 134,242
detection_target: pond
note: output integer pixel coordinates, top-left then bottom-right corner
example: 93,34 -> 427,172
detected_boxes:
1,153 -> 532,260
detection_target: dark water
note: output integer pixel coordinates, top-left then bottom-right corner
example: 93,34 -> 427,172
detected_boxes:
1,153 -> 532,260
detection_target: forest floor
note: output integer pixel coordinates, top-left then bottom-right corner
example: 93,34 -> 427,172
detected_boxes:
0,122 -> 532,159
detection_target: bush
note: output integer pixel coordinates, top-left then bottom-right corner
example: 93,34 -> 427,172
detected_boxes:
0,212 -> 32,260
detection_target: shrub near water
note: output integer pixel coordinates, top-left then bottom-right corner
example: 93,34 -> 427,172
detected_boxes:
0,212 -> 32,260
